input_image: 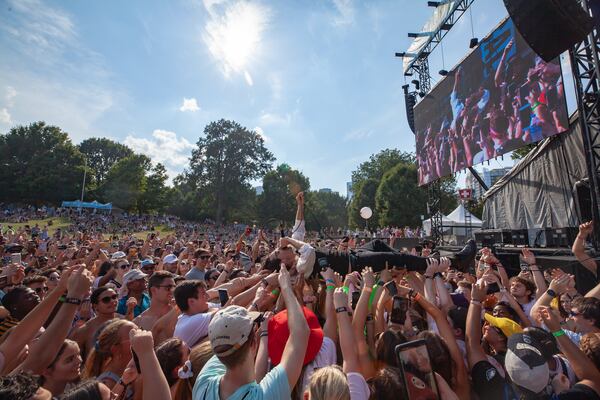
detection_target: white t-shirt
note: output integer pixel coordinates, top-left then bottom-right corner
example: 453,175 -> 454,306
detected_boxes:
300,337 -> 337,392
521,299 -> 536,323
348,372 -> 370,400
174,312 -> 212,347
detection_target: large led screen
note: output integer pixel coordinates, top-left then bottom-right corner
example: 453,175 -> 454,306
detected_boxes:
415,18 -> 569,186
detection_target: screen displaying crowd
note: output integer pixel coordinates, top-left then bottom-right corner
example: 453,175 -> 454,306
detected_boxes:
415,18 -> 569,186
0,195 -> 599,400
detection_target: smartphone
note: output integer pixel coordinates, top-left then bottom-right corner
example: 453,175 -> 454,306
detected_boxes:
384,281 -> 398,297
10,253 -> 21,264
218,289 -> 229,307
317,257 -> 328,271
131,348 -> 141,373
395,339 -> 440,400
390,296 -> 409,325
351,291 -> 360,310
486,282 -> 500,295
520,263 -> 530,271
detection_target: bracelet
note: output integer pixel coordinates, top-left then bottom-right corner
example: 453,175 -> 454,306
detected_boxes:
433,272 -> 443,279
342,286 -> 349,294
364,287 -> 373,293
366,314 -> 374,322
335,306 -> 348,314
326,285 -> 336,292
250,302 -> 259,310
261,278 -> 268,287
470,300 -> 482,306
60,296 -> 83,305
413,293 -> 422,302
271,289 -> 280,296
325,279 -> 335,284
424,275 -> 433,280
377,280 -> 385,287
552,330 -> 565,338
259,330 -> 268,338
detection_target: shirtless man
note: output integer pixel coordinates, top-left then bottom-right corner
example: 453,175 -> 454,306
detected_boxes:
133,271 -> 175,331
70,286 -> 120,360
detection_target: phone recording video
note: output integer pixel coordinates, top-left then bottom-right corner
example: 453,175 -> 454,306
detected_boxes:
384,281 -> 398,297
486,282 -> 500,295
390,296 -> 408,325
218,289 -> 229,307
351,291 -> 360,310
395,339 -> 440,400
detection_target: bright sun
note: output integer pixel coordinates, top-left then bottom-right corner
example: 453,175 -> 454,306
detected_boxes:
203,1 -> 270,83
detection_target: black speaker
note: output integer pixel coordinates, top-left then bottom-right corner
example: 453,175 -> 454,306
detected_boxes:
504,0 -> 595,61
574,178 -> 593,223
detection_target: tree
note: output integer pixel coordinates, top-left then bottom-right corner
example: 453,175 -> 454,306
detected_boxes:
184,119 -> 275,223
99,154 -> 152,211
0,122 -> 85,204
257,164 -> 310,226
348,178 -> 380,228
305,190 -> 347,232
138,163 -> 171,214
348,149 -> 415,228
78,138 -> 134,184
375,163 -> 428,227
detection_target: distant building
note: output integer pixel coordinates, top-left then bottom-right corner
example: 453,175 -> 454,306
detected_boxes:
319,188 -> 332,193
346,182 -> 353,200
254,186 -> 264,195
466,167 -> 512,200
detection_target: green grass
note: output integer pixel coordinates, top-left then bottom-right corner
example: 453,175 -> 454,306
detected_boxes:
2,217 -> 175,239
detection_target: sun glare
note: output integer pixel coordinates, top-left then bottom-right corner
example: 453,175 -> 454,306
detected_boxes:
203,1 -> 269,80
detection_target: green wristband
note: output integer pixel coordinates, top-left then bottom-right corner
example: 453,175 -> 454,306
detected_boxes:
368,284 -> 378,309
326,285 -> 335,292
342,286 -> 349,294
552,330 -> 565,338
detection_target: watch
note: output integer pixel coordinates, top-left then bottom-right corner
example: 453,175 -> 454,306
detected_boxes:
335,306 -> 348,314
546,289 -> 557,298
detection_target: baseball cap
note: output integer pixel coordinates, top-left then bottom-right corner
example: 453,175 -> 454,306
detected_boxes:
123,269 -> 148,286
208,305 -> 261,357
163,254 -> 178,264
141,259 -> 155,267
484,313 -> 523,338
505,333 -> 550,394
268,306 -> 323,367
111,251 -> 126,260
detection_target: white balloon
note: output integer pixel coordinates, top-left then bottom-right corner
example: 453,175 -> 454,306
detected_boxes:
360,206 -> 372,219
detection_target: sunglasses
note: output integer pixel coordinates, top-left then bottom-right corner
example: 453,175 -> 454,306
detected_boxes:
119,264 -> 130,270
34,286 -> 49,294
100,294 -> 118,304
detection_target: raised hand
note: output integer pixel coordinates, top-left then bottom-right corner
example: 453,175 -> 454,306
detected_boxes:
521,248 -> 536,266
549,274 -> 570,295
67,264 -> 93,299
361,267 -> 375,289
333,287 -> 348,309
278,264 -> 291,292
129,328 -> 154,354
471,281 -> 487,302
579,221 -> 593,237
538,306 -> 561,332
425,258 -> 439,276
438,257 -> 451,272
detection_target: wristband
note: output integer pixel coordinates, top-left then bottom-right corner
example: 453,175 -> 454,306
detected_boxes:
271,289 -> 280,296
60,296 -> 82,305
424,275 -> 433,280
342,286 -> 349,294
413,293 -> 422,302
552,330 -> 565,338
470,300 -> 482,306
546,289 -> 557,298
335,306 -> 348,314
326,285 -> 335,292
364,287 -> 373,293
377,280 -> 385,287
325,279 -> 335,284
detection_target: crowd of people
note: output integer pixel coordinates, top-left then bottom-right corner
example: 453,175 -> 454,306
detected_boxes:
416,21 -> 569,185
0,193 -> 598,400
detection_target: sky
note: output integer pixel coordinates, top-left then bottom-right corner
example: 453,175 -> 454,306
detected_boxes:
0,0 -> 577,195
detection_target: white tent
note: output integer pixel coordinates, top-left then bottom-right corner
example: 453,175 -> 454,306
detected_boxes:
422,212 -> 454,235
445,203 -> 483,235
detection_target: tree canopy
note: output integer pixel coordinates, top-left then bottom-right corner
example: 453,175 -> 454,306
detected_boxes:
78,138 -> 134,184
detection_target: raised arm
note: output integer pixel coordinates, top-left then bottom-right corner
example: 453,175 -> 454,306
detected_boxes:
572,221 -> 597,277
466,281 -> 488,369
521,248 -> 547,298
530,275 -> 570,324
352,267 -> 377,379
21,265 -> 93,374
291,192 -> 305,242
130,329 -> 172,400
278,264 -> 310,390
319,268 -> 338,342
333,288 -> 361,373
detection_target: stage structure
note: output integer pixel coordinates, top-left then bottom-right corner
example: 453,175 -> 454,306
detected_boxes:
396,0 -> 477,244
570,0 -> 600,250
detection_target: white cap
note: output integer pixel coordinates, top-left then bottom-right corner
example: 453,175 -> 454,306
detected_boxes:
111,251 -> 126,260
163,254 -> 178,264
123,269 -> 148,286
208,305 -> 261,357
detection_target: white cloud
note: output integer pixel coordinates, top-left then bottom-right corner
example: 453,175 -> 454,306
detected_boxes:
0,108 -> 11,125
202,0 -> 270,85
5,87 -> 17,106
254,126 -> 269,142
332,0 -> 355,26
124,129 -> 195,178
179,97 -> 200,112
259,112 -> 292,127
343,129 -> 373,142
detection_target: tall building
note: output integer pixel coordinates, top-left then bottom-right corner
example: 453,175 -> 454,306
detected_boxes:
465,167 -> 512,200
318,188 -> 332,193
346,182 -> 353,200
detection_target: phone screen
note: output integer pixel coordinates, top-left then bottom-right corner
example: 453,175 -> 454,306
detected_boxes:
390,296 -> 408,325
10,253 -> 21,265
486,282 -> 500,295
218,289 -> 229,307
384,281 -> 398,297
351,291 -> 360,310
395,339 -> 440,400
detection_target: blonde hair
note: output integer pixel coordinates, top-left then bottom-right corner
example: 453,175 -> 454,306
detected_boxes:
83,319 -> 132,379
173,341 -> 213,400
305,365 -> 350,400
